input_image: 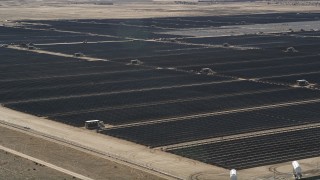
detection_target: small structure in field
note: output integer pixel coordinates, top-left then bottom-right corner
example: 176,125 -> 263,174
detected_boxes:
200,68 -> 216,75
74,52 -> 84,57
130,59 -> 143,65
223,43 -> 230,47
284,47 -> 298,53
296,79 -> 309,86
230,169 -> 237,180
19,43 -> 28,48
292,161 -> 302,179
28,46 -> 35,50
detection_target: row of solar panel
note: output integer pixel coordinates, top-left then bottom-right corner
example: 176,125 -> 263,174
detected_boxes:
169,127 -> 320,169
103,94 -> 320,147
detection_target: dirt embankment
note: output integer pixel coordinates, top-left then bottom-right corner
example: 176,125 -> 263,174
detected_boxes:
0,148 -> 81,180
0,125 -> 165,180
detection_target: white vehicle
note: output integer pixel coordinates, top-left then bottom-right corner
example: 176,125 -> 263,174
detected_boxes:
85,120 -> 105,130
292,161 -> 302,179
230,169 -> 237,180
296,79 -> 309,86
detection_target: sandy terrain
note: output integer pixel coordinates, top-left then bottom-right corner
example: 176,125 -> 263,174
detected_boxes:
0,148 -> 80,180
1,1 -> 320,21
0,124 -> 165,180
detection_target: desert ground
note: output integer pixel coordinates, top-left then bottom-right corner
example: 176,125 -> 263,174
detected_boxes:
0,148 -> 81,180
1,1 -> 320,21
0,123 -> 165,180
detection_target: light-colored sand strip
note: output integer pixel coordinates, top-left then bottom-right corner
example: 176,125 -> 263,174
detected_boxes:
35,40 -> 132,46
0,145 -> 94,180
8,46 -> 109,62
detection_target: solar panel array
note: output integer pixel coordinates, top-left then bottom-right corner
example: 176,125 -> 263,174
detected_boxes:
1,12 -> 320,170
169,127 -> 320,170
105,98 -> 320,148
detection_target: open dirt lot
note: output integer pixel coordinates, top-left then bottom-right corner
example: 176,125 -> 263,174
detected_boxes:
1,1 -> 320,21
0,148 -> 81,180
0,124 -> 165,180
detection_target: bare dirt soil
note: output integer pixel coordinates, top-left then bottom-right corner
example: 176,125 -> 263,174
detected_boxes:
1,1 -> 320,21
0,125 -> 165,180
0,149 -> 81,180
